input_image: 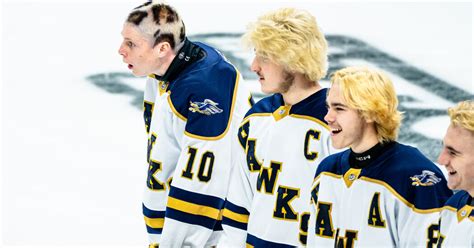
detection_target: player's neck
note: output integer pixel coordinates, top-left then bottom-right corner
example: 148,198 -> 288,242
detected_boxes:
282,75 -> 321,106
350,124 -> 379,153
468,189 -> 474,201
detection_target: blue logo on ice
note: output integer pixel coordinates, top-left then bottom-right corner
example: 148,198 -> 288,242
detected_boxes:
189,99 -> 223,115
410,170 -> 441,186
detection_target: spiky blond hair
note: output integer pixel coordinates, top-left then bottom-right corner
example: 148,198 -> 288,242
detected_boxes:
243,7 -> 328,82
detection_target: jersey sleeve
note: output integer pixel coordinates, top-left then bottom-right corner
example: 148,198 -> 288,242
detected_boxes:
219,120 -> 254,246
396,175 -> 452,247
157,74 -> 242,247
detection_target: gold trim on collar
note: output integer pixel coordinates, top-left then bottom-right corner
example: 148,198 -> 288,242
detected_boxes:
272,105 -> 291,121
343,168 -> 361,188
457,205 -> 473,223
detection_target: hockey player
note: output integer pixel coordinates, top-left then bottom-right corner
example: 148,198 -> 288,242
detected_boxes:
219,8 -> 337,247
118,2 -> 252,247
437,100 -> 474,247
307,66 -> 453,247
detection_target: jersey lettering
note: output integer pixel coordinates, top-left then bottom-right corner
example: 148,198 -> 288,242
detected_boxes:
304,129 -> 321,161
427,223 -> 441,248
368,192 -> 386,227
238,121 -> 250,150
335,229 -> 358,248
311,182 -> 320,204
146,133 -> 166,190
299,212 -> 310,245
246,139 -> 262,172
256,161 -> 282,194
273,185 -> 299,221
147,133 -> 157,163
147,159 -> 165,190
315,201 -> 335,238
144,101 -> 154,134
181,146 -> 215,182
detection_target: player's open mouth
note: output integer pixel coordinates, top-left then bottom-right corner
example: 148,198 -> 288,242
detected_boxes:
128,64 -> 134,70
331,128 -> 342,135
448,170 -> 457,175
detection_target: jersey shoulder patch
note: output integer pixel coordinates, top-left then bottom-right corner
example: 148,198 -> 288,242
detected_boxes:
168,49 -> 239,139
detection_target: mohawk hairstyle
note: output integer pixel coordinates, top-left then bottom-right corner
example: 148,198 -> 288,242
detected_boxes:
126,1 -> 186,50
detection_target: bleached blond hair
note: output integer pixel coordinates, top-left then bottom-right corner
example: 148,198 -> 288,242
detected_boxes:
243,7 -> 328,82
448,100 -> 474,133
331,66 -> 403,143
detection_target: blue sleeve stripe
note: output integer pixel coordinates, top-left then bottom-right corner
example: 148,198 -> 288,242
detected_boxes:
213,220 -> 223,231
146,225 -> 163,235
246,233 -> 295,248
143,204 -> 166,218
169,186 -> 225,210
222,216 -> 248,230
143,204 -> 165,233
165,208 -> 220,230
224,201 -> 250,215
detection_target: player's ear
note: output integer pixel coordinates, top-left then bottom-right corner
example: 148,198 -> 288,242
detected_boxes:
153,41 -> 172,58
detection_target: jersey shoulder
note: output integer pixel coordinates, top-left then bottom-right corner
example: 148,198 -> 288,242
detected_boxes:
444,190 -> 471,209
315,149 -> 350,178
290,88 -> 328,126
367,143 -> 452,210
244,93 -> 283,118
168,43 -> 240,139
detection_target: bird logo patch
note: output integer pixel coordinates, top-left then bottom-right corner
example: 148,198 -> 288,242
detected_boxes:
189,99 -> 223,115
410,170 -> 441,186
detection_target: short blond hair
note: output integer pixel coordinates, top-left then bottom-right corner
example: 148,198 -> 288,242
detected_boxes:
243,7 -> 328,82
448,100 -> 474,133
331,66 -> 403,143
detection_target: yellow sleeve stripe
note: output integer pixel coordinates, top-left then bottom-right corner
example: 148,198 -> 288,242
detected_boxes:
222,208 -> 249,224
167,196 -> 221,220
144,216 -> 164,229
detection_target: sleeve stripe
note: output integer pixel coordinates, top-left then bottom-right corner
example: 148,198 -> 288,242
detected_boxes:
143,204 -> 165,234
143,204 -> 166,218
144,216 -> 164,229
213,220 -> 224,231
224,200 -> 250,215
169,186 -> 225,210
247,234 -> 295,248
222,208 -> 249,224
166,208 -> 219,230
167,196 -> 221,220
146,225 -> 163,234
222,216 -> 248,230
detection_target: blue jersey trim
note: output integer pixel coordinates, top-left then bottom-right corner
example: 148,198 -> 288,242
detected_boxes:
166,208 -> 220,230
316,142 -> 452,210
246,233 -> 295,248
168,186 -> 225,210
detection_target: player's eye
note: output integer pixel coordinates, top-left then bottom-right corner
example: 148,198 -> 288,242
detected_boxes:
127,41 -> 136,48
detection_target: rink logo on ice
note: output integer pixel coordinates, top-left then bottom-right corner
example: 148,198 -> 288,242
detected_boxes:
86,33 -> 473,162
410,170 -> 441,187
189,99 -> 223,115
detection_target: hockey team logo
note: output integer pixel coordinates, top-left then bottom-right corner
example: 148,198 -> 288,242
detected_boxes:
189,99 -> 223,115
410,170 -> 442,186
87,33 -> 473,162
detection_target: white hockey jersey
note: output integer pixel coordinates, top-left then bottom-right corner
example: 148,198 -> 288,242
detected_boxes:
438,190 -> 474,247
220,90 -> 338,247
308,143 -> 453,248
141,41 -> 252,247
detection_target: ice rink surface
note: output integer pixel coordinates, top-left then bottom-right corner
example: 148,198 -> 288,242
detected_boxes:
1,1 -> 472,247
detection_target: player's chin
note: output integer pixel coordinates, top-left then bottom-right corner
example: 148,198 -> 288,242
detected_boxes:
330,139 -> 345,150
